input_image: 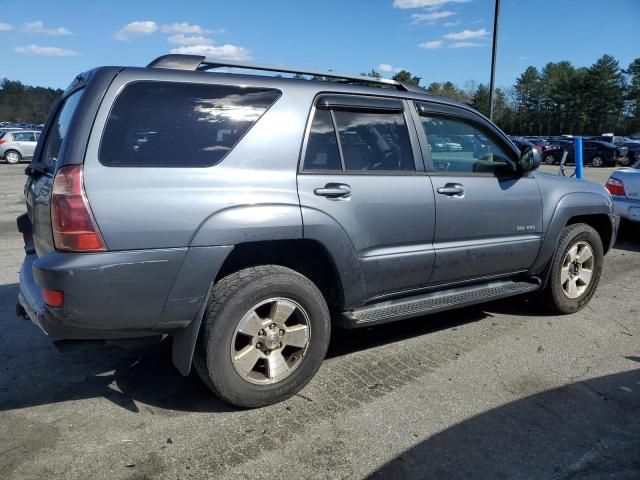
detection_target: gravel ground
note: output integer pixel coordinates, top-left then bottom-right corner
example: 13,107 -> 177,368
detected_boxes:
0,163 -> 638,479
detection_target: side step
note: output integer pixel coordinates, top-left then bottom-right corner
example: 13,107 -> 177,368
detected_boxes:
340,279 -> 540,328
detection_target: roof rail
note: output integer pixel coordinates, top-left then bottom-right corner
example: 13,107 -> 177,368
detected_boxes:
147,54 -> 425,93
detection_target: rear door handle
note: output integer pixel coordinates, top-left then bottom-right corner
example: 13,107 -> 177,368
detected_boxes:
437,183 -> 465,196
314,183 -> 351,199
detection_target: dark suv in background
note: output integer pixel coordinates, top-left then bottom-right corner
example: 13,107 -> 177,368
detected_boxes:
16,55 -> 617,407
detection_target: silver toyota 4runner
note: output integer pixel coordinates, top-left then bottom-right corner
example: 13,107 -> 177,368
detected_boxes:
16,55 -> 618,407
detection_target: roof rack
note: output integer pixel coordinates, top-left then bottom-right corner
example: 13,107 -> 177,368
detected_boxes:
147,54 -> 425,93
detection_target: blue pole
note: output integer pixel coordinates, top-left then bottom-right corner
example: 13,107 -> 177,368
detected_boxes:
575,136 -> 583,180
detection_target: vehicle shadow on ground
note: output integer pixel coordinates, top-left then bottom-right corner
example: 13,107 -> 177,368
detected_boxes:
614,222 -> 640,253
367,366 -> 640,480
0,281 -> 555,414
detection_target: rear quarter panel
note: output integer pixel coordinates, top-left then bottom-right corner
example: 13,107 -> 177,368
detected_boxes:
83,69 -> 312,251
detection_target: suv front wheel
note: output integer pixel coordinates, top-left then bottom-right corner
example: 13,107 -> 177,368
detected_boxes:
194,265 -> 331,408
544,223 -> 603,314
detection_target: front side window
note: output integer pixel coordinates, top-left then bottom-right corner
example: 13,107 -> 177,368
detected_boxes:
99,81 -> 281,167
419,114 -> 515,174
302,104 -> 415,173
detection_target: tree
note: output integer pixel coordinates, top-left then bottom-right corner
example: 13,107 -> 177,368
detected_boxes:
585,55 -> 625,134
361,69 -> 381,79
426,81 -> 470,103
514,66 -> 542,134
392,70 -> 421,86
471,84 -> 490,116
0,78 -> 63,123
623,58 -> 640,134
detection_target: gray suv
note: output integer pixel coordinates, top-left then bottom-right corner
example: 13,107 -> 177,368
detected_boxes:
16,55 -> 618,407
1,130 -> 40,163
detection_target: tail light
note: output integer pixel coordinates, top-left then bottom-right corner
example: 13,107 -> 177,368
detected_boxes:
51,165 -> 106,252
605,177 -> 625,196
42,288 -> 64,308
0,139 -> 6,145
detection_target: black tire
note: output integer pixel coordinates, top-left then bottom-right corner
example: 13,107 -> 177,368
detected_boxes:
543,223 -> 603,314
544,153 -> 557,165
193,265 -> 331,408
4,150 -> 21,164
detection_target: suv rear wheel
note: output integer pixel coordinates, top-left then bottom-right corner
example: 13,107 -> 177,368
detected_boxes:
544,223 -> 603,314
194,265 -> 331,408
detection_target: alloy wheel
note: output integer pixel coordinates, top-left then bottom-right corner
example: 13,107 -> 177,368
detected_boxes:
5,151 -> 20,164
560,241 -> 595,299
231,297 -> 311,385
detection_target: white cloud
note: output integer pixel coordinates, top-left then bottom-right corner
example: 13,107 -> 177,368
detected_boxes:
0,22 -> 13,31
393,0 -> 470,8
170,44 -> 250,61
15,44 -> 78,56
378,64 -> 405,73
418,40 -> 443,49
449,41 -> 483,48
168,34 -> 213,46
444,28 -> 489,40
160,22 -> 208,34
411,11 -> 455,22
115,20 -> 157,40
23,21 -> 71,36
443,20 -> 460,26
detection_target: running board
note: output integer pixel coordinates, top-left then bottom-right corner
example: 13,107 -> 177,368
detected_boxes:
339,279 -> 540,328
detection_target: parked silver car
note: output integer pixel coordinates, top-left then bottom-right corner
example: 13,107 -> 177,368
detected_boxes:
606,159 -> 640,223
0,130 -> 40,164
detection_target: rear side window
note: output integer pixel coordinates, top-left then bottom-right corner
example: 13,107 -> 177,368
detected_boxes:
14,132 -> 36,141
40,89 -> 84,174
99,81 -> 281,167
303,109 -> 341,171
334,110 -> 414,171
302,105 -> 415,172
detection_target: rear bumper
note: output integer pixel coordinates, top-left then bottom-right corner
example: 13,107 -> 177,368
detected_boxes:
18,246 -> 232,340
612,196 -> 640,222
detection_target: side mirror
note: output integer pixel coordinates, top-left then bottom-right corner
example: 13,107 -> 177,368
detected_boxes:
519,146 -> 541,172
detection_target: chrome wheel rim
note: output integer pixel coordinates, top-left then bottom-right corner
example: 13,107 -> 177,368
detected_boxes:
231,297 -> 311,385
5,152 -> 19,164
561,241 -> 595,299
545,154 -> 555,165
592,156 -> 603,167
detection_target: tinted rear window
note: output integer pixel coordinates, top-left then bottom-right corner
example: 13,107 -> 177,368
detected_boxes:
39,89 -> 84,174
99,81 -> 281,167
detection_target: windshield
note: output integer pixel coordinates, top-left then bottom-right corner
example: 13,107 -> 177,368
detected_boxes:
35,89 -> 84,174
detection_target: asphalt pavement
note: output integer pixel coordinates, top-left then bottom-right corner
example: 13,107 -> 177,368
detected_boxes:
0,163 -> 638,479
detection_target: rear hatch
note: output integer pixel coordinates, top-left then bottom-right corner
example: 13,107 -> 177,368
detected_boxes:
24,89 -> 84,256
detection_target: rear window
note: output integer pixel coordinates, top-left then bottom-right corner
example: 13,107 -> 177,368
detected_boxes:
99,81 -> 281,168
39,89 -> 84,174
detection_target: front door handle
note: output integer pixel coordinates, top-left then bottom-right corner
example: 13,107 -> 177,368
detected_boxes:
437,183 -> 465,196
314,183 -> 351,199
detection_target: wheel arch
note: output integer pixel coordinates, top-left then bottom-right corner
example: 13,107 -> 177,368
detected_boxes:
171,237 -> 362,377
531,191 -> 615,289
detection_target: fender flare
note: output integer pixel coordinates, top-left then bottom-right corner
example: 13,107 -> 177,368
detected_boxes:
528,191 -> 614,284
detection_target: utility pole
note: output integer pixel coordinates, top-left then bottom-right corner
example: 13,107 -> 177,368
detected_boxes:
488,0 -> 500,121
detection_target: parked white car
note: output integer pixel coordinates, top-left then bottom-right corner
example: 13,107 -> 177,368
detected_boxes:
0,130 -> 40,164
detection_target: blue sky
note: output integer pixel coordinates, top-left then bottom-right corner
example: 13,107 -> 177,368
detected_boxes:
1,0 -> 639,89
